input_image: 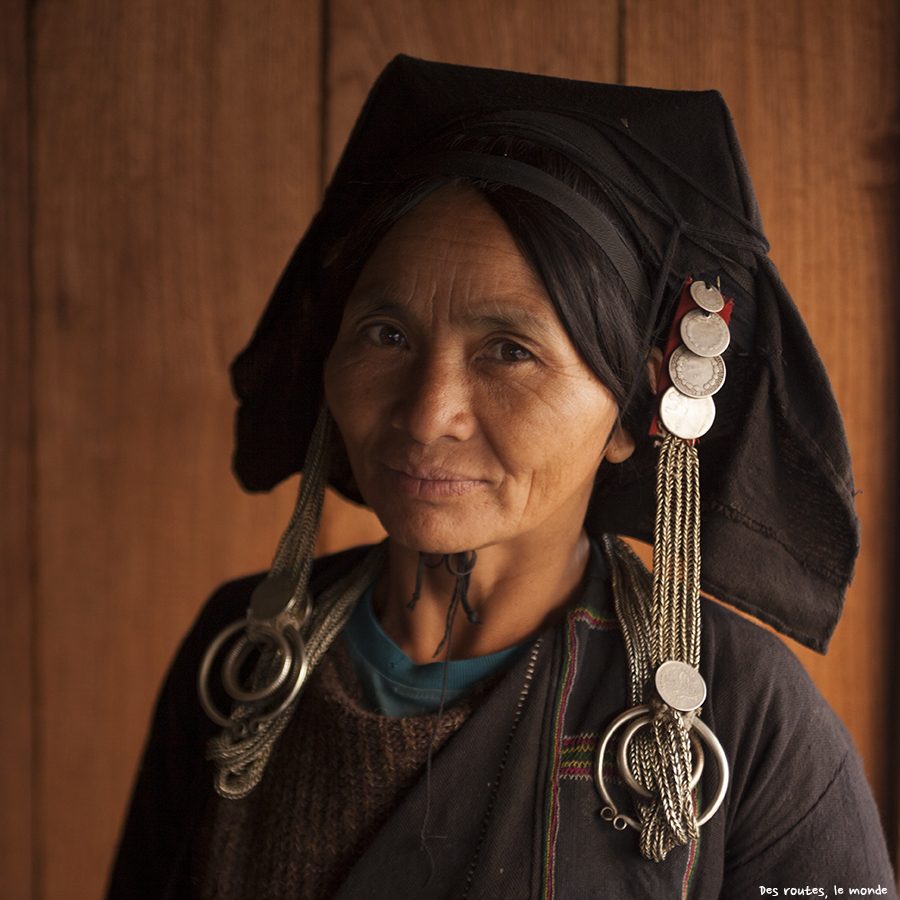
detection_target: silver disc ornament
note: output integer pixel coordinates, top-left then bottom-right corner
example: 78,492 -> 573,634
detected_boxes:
250,572 -> 297,619
680,308 -> 730,358
655,661 -> 708,712
659,386 -> 716,440
668,345 -> 726,399
690,280 -> 725,313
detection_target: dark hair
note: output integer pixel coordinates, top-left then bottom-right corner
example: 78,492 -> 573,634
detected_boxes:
313,134 -> 656,449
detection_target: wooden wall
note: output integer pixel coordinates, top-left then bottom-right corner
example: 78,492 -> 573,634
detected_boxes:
2,0 -> 34,896
3,1 -> 898,897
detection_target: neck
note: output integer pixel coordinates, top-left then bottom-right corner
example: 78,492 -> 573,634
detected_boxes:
373,527 -> 591,665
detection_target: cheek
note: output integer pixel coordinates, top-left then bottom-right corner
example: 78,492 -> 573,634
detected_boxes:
323,352 -> 371,456
324,349 -> 376,421
488,380 -> 618,496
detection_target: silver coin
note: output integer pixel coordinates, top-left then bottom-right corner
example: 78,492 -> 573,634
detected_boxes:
668,345 -> 726,398
680,308 -> 731,357
655,661 -> 707,712
690,280 -> 725,313
659,387 -> 716,440
250,573 -> 296,620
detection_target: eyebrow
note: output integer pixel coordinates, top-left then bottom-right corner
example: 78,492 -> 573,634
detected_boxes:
343,294 -> 403,314
469,307 -> 557,337
345,291 -> 558,338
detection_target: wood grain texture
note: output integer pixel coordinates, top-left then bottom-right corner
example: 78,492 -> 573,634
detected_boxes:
626,0 -> 900,822
31,1 -> 321,896
1,2 -> 33,897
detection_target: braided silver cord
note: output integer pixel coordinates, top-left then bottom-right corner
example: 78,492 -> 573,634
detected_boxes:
204,403 -> 387,799
269,406 -> 332,588
207,543 -> 387,799
604,429 -> 702,861
602,535 -> 654,708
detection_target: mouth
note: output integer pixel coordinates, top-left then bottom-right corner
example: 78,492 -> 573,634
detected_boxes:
378,460 -> 489,500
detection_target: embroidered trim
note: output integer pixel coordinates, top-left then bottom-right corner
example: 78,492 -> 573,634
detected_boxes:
558,733 -> 622,783
559,734 -> 595,780
568,606 -> 619,630
681,791 -> 701,899
542,616 -> 580,900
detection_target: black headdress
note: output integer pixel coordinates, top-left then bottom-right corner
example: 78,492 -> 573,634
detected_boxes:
231,55 -> 859,654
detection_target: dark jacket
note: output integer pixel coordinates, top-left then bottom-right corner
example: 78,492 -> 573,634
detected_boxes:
107,542 -> 896,898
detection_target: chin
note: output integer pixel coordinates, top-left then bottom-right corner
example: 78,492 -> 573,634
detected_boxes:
374,505 -> 494,556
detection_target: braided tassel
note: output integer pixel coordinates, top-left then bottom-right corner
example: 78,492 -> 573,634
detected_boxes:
631,431 -> 702,861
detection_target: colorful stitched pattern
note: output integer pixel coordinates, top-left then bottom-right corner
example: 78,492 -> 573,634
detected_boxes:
542,617 -> 579,900
568,605 -> 619,631
557,733 -> 623,783
558,734 -> 596,780
681,791 -> 701,899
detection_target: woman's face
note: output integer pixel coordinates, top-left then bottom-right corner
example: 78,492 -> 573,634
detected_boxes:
324,186 -> 633,556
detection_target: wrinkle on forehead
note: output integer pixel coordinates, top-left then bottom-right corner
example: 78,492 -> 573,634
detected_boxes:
347,185 -> 553,330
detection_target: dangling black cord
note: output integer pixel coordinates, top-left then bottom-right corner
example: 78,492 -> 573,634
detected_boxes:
407,552 -> 445,611
433,552 -> 480,657
412,550 -> 479,878
408,553 -> 427,611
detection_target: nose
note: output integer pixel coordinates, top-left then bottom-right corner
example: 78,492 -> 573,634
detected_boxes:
390,351 -> 475,444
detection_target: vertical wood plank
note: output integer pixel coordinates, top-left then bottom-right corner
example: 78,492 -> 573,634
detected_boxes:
1,1 -> 33,897
626,0 -> 899,822
31,2 -> 321,896
326,0 -> 621,174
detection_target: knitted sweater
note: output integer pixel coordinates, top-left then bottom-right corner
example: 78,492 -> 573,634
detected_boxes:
191,638 -> 479,899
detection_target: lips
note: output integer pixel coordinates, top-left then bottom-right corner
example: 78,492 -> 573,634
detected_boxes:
377,458 -> 489,500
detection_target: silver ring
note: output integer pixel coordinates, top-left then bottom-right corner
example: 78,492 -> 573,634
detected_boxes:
221,624 -> 292,703
198,619 -> 248,727
594,705 -> 730,830
246,625 -> 309,725
198,621 -> 310,729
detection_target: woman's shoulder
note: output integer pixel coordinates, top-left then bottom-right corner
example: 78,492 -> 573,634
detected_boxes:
158,545 -> 377,728
700,595 -> 820,682
697,594 -> 857,778
698,598 -> 895,886
191,543 -> 378,633
694,597 -> 890,875
698,594 -> 848,735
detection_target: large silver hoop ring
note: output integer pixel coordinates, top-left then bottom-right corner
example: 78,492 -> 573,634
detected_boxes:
593,705 -> 729,831
221,624 -> 292,703
198,620 -> 309,729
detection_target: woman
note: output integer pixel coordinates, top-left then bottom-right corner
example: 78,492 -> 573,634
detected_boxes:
108,57 -> 896,898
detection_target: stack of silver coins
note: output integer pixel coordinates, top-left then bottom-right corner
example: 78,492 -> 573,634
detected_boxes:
659,280 -> 730,440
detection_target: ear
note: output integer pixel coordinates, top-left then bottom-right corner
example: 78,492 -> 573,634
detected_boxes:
605,423 -> 635,464
646,347 -> 663,394
603,348 -> 664,466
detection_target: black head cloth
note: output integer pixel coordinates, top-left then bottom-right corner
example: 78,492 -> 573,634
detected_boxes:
231,55 -> 860,653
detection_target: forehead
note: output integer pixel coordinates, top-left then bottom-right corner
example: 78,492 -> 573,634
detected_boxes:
347,185 -> 550,315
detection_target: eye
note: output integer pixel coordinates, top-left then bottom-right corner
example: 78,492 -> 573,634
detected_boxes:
486,340 -> 533,363
362,323 -> 408,348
